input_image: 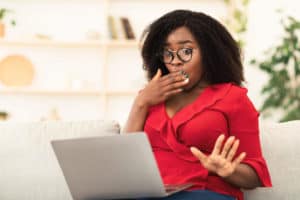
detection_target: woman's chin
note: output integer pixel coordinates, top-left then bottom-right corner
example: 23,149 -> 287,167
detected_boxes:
182,85 -> 193,92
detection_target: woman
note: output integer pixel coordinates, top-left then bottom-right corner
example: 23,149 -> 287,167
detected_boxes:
124,10 -> 272,200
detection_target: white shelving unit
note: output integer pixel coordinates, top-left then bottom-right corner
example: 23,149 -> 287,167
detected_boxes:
0,39 -> 139,48
0,0 -> 226,125
0,88 -> 104,96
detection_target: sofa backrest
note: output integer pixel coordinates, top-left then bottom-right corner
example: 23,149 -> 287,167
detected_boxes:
1,119 -> 299,200
0,120 -> 120,200
244,120 -> 300,200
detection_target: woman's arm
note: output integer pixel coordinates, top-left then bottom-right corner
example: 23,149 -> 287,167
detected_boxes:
224,163 -> 261,189
123,97 -> 149,133
225,87 -> 272,188
191,87 -> 271,189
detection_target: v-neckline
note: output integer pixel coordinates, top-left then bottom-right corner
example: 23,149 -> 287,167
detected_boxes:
163,86 -> 210,120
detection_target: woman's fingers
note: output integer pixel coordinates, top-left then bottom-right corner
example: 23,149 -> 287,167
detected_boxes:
211,134 -> 225,156
190,147 -> 207,163
160,71 -> 188,86
160,71 -> 181,82
220,136 -> 235,158
150,71 -> 189,98
162,79 -> 189,93
191,134 -> 246,176
226,139 -> 240,162
152,68 -> 162,81
164,88 -> 184,98
232,152 -> 246,167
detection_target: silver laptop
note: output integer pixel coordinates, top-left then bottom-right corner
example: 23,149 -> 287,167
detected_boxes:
51,132 -> 193,200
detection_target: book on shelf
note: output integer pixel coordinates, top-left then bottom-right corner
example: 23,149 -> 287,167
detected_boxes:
115,17 -> 126,40
107,16 -> 136,40
107,15 -> 118,40
120,17 -> 135,40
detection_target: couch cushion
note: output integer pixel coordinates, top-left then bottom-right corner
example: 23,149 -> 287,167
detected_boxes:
0,120 -> 120,200
244,120 -> 300,200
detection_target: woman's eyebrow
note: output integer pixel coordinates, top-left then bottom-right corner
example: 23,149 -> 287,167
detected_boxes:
164,40 -> 194,46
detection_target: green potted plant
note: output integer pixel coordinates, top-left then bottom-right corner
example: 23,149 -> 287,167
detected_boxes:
251,16 -> 300,122
0,8 -> 16,37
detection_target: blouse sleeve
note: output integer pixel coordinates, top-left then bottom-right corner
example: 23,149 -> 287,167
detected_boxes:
228,88 -> 272,187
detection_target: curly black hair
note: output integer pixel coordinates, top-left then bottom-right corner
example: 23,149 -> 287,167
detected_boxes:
140,9 -> 244,86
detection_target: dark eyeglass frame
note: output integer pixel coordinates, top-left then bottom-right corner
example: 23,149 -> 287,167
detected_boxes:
160,47 -> 196,64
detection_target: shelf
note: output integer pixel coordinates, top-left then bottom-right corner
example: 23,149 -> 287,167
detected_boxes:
0,89 -> 139,96
107,40 -> 139,47
107,90 -> 138,96
0,89 -> 104,96
0,39 -> 139,48
0,39 -> 104,48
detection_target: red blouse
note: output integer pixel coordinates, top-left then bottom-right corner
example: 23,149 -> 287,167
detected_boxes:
143,83 -> 272,200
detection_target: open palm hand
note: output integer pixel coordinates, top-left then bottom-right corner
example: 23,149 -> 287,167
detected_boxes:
191,134 -> 246,178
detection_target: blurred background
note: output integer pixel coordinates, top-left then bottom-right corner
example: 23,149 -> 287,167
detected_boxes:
0,0 -> 299,127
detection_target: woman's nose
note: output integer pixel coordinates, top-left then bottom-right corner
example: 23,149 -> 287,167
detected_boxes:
171,53 -> 183,65
169,62 -> 183,72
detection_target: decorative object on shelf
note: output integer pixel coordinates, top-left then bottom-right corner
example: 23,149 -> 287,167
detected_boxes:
250,16 -> 300,122
85,30 -> 101,40
0,54 -> 35,87
120,17 -> 135,40
34,33 -> 52,40
40,107 -> 61,121
0,111 -> 9,121
0,8 -> 16,38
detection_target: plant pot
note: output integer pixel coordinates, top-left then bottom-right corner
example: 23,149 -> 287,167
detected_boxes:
0,22 -> 5,37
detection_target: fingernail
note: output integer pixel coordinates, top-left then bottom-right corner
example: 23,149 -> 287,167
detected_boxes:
184,78 -> 189,83
180,70 -> 189,79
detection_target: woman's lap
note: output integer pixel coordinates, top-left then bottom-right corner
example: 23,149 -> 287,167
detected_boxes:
136,190 -> 235,200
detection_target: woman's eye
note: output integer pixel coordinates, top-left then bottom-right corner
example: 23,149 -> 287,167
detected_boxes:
163,51 -> 173,57
182,48 -> 192,55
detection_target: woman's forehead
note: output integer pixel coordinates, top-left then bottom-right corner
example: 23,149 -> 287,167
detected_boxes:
164,27 -> 196,46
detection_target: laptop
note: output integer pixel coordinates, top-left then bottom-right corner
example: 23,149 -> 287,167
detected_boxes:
51,132 -> 193,200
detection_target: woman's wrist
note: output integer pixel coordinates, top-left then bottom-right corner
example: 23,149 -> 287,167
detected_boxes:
134,95 -> 150,110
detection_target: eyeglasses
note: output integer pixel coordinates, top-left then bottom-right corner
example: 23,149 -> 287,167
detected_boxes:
160,48 -> 195,64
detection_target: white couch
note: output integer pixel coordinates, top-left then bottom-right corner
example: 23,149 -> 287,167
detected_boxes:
0,120 -> 299,200
0,120 -> 120,200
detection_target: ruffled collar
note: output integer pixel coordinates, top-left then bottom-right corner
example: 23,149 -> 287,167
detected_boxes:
148,82 -> 233,132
